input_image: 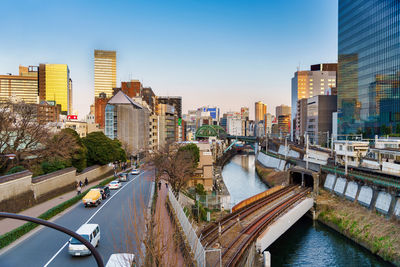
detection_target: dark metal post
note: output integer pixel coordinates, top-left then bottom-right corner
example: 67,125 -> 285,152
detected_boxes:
0,212 -> 104,267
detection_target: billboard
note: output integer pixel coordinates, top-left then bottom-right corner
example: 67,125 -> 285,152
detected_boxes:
67,115 -> 78,120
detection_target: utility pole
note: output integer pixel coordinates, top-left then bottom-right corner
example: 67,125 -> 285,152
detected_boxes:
345,139 -> 348,175
306,133 -> 309,170
327,131 -> 330,149
285,137 -> 288,159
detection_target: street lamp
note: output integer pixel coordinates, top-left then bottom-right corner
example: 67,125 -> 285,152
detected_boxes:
0,212 -> 104,267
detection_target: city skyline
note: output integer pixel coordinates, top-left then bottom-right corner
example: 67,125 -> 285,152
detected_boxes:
0,0 -> 337,119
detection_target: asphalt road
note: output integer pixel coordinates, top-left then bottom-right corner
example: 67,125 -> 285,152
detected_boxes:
0,169 -> 154,267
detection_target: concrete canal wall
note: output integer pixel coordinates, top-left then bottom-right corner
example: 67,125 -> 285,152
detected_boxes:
324,174 -> 399,218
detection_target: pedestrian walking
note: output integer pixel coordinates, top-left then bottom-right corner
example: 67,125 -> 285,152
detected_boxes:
79,181 -> 83,187
77,186 -> 81,195
158,182 -> 161,190
84,177 -> 88,186
165,182 -> 168,189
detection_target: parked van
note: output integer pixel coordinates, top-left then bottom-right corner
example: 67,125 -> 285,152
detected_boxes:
68,224 -> 100,256
82,189 -> 102,207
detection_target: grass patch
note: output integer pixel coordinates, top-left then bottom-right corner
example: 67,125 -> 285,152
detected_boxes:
0,175 -> 116,249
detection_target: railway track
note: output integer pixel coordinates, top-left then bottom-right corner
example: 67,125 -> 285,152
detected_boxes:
223,188 -> 311,266
200,185 -> 297,247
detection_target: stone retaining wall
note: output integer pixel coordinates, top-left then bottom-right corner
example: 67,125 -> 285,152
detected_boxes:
0,164 -> 113,213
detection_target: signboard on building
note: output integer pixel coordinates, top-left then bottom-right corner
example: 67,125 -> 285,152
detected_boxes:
67,115 -> 78,120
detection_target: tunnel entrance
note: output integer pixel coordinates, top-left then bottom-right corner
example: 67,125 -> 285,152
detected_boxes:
292,172 -> 302,185
289,170 -> 315,190
304,174 -> 314,188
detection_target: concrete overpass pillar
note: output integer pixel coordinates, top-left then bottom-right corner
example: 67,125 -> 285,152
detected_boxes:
287,171 -> 292,185
354,182 -> 362,204
342,179 -> 349,199
263,251 -> 271,267
312,173 -> 319,195
388,193 -> 397,218
370,187 -> 380,211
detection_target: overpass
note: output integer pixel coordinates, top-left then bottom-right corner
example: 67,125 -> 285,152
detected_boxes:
200,185 -> 313,266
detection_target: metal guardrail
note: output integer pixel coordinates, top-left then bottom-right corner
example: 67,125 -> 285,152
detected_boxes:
168,188 -> 205,267
261,149 -> 400,190
321,165 -> 400,190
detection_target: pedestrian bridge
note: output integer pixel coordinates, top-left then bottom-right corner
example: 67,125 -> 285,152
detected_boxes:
200,185 -> 313,266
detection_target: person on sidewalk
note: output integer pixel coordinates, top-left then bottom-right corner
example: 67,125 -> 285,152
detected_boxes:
77,186 -> 81,195
84,177 -> 88,186
79,181 -> 83,187
165,182 -> 168,189
158,181 -> 161,190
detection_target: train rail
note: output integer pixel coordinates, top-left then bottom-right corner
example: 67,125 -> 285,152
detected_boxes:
200,185 -> 297,247
223,188 -> 311,266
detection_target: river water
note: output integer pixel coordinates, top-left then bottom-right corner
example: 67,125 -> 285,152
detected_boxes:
221,154 -> 392,267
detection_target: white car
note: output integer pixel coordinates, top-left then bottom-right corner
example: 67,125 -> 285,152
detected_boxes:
108,180 -> 121,190
106,253 -> 135,267
68,224 -> 100,256
130,169 -> 140,175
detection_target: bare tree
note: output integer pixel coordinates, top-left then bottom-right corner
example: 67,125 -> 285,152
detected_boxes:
0,102 -> 78,173
113,177 -> 185,266
148,144 -> 196,197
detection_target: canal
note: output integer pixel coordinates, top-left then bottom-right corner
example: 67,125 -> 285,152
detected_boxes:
222,154 -> 391,267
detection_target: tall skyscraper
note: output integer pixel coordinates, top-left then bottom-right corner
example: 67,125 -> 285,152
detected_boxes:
255,101 -> 267,123
276,104 -> 291,118
291,63 -> 337,139
338,1 -> 400,135
0,66 -> 38,104
94,50 -> 116,98
38,64 -> 71,113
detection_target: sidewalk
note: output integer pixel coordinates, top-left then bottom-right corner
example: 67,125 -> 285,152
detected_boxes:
154,180 -> 185,266
0,169 -> 128,236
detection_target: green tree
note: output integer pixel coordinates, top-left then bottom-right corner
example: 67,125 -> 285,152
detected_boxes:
61,128 -> 87,172
6,166 -> 25,175
195,183 -> 206,196
82,132 -> 126,166
381,124 -> 391,135
396,124 -> 400,134
40,159 -> 68,174
178,143 -> 200,167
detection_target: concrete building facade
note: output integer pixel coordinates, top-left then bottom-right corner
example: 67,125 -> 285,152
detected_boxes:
306,95 -> 337,145
291,63 -> 337,139
105,91 -> 150,157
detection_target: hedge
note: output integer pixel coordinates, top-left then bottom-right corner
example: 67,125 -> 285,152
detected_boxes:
0,175 -> 116,249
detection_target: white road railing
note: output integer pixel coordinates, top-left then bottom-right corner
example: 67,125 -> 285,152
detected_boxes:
168,188 -> 205,267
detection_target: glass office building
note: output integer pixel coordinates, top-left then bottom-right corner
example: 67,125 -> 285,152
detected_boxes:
338,0 -> 400,135
42,64 -> 70,113
94,50 -> 116,98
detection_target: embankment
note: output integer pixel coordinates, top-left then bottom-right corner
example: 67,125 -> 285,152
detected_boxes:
255,160 -> 287,187
316,189 -> 400,266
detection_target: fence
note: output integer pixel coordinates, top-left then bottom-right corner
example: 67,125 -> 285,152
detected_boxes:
168,188 -> 206,266
196,194 -> 233,211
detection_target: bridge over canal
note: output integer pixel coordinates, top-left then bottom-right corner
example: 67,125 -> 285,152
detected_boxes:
199,185 -> 313,266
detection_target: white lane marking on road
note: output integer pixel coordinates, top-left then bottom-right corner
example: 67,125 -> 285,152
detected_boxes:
43,171 -> 145,267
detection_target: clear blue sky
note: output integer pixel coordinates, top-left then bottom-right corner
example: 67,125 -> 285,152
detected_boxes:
0,0 -> 338,119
